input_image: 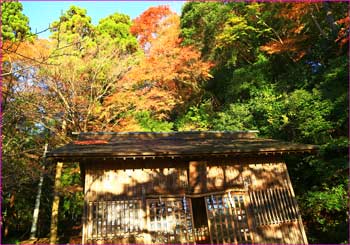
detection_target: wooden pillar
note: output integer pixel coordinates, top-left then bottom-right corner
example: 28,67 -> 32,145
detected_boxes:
49,161 -> 63,244
82,168 -> 90,244
189,161 -> 207,194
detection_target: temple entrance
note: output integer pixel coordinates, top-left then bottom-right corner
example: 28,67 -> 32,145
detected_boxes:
191,197 -> 210,244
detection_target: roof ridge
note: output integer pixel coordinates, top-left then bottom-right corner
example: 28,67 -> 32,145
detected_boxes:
72,130 -> 259,135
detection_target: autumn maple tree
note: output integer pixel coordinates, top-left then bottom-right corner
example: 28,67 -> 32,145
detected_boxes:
105,6 -> 212,124
130,5 -> 172,51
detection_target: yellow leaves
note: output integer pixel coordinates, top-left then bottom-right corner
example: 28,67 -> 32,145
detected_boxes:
282,114 -> 289,124
105,92 -> 137,113
293,24 -> 305,34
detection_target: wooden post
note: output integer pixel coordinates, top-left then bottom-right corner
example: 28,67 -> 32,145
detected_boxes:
82,168 -> 90,244
189,161 -> 207,194
49,161 -> 63,244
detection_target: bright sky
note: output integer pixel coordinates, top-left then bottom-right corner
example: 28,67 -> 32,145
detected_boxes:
21,1 -> 186,39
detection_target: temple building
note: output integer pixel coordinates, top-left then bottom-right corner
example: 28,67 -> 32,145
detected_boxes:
46,131 -> 317,244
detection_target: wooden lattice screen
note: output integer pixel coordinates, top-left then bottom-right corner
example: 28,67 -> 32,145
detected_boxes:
205,192 -> 253,244
84,167 -> 192,244
86,199 -> 143,242
249,188 -> 298,226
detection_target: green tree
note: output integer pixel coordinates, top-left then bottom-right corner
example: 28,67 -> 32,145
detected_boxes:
135,111 -> 173,132
180,2 -> 232,60
174,100 -> 214,131
1,1 -> 32,41
50,6 -> 94,44
213,103 -> 254,131
96,13 -> 138,53
180,2 -> 272,104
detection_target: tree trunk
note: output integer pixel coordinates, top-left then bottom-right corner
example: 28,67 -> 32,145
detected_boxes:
30,143 -> 48,239
49,161 -> 63,244
323,2 -> 338,38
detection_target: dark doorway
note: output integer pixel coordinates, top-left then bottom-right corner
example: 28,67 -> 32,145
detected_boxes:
191,197 -> 210,244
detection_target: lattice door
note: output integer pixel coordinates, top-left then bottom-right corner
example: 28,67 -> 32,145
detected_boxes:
205,192 -> 253,244
147,198 -> 195,244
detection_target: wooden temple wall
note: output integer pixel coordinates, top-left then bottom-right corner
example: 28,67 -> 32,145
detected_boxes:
82,158 -> 307,244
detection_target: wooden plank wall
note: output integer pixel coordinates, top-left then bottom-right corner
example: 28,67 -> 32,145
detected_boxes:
84,167 -> 188,201
253,221 -> 305,244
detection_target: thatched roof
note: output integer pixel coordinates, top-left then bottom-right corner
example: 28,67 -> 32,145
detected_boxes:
46,131 -> 318,161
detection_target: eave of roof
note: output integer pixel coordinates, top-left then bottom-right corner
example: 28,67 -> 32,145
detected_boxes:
46,131 -> 318,161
